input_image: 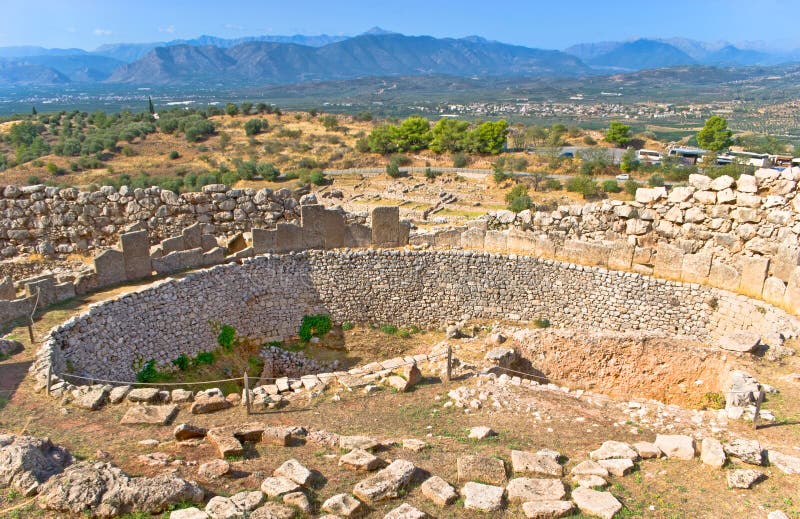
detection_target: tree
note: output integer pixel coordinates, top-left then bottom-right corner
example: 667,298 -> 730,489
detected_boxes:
566,175 -> 599,198
31,106 -> 37,115
505,184 -> 532,212
492,158 -> 512,183
697,116 -> 733,152
240,102 -> 253,115
225,103 -> 239,117
395,116 -> 432,151
430,119 -> 469,153
366,125 -> 399,154
605,121 -> 631,146
467,120 -> 509,154
319,114 -> 339,132
244,118 -> 268,136
620,148 -> 640,172
386,159 -> 402,178
147,96 -> 155,114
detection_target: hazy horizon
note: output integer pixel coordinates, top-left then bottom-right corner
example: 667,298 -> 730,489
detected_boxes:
2,0 -> 799,52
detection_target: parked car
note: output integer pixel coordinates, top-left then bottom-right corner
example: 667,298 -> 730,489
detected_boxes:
616,173 -> 630,181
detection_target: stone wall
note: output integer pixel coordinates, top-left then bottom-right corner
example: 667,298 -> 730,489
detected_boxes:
35,249 -> 800,384
411,168 -> 800,315
0,183 -> 307,258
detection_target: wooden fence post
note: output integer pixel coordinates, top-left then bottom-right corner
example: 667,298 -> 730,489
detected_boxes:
446,345 -> 452,382
244,371 -> 251,415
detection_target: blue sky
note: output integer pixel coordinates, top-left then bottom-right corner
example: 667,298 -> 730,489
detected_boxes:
2,0 -> 799,50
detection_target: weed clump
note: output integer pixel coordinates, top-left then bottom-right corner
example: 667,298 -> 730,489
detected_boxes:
298,314 -> 333,342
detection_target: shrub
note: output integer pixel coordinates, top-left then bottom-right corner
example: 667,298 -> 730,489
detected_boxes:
195,351 -> 215,365
390,154 -> 412,166
648,174 -> 665,187
386,160 -> 403,178
602,179 -> 621,193
341,321 -> 354,331
298,314 -> 333,342
565,175 -> 598,198
505,184 -> 533,212
583,135 -> 597,145
533,318 -> 551,328
244,117 -> 268,136
424,167 -> 441,180
172,354 -> 190,371
544,178 -> 562,191
136,359 -> 159,383
217,324 -> 236,352
701,391 -> 725,410
168,150 -> 180,160
623,179 -> 639,196
380,324 -> 399,335
26,175 -> 41,185
452,152 -> 469,168
397,329 -> 411,339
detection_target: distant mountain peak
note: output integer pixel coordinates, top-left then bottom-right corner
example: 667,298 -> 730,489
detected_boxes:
362,26 -> 397,36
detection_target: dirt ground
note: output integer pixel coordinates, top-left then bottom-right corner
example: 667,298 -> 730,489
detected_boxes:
1,278 -> 800,518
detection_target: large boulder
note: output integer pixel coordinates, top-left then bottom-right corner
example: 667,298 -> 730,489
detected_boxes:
654,435 -> 695,460
589,441 -> 638,461
353,459 -> 416,503
0,434 -> 72,496
37,461 -> 203,518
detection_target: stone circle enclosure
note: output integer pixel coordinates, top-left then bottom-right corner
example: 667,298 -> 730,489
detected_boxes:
40,249 -> 800,385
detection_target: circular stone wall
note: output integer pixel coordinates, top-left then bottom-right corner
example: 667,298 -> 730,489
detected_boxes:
41,249 -> 800,382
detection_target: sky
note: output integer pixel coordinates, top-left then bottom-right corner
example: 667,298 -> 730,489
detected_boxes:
2,0 -> 799,51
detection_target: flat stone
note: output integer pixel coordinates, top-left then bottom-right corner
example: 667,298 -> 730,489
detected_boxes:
724,438 -> 763,465
468,426 -> 496,439
230,490 -> 265,512
249,503 -> 296,519
654,434 -> 696,460
598,458 -> 634,477
260,476 -> 301,497
205,496 -> 238,519
461,481 -> 505,512
701,438 -> 726,468
282,491 -> 310,513
339,435 -> 379,451
589,441 -> 638,461
170,507 -> 209,519
207,428 -> 243,459
727,469 -> 765,489
457,455 -> 507,485
572,475 -> 608,488
402,439 -> 428,452
511,449 -> 563,477
632,441 -> 661,459
353,459 -> 416,503
174,423 -> 207,440
128,387 -> 161,403
322,494 -> 363,517
171,389 -> 194,403
199,459 -> 230,479
109,386 -> 131,404
383,503 -> 427,519
274,458 -> 312,486
190,395 -> 232,414
262,427 -> 292,446
571,460 -> 609,477
767,450 -> 800,474
339,449 -> 382,471
420,475 -> 458,506
120,405 -> 179,425
571,487 -> 622,519
522,500 -> 575,519
768,512 -> 791,519
79,388 -> 108,410
506,477 -> 566,503
719,331 -> 760,353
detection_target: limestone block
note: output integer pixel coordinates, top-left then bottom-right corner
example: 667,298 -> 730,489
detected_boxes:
532,236 -> 556,257
200,234 -> 218,252
653,243 -> 684,280
152,248 -> 203,275
434,229 -> 463,248
461,228 -> 486,251
202,247 -> 225,266
783,267 -> 800,314
182,223 -> 203,249
161,235 -> 185,254
709,261 -> 741,291
276,223 -> 303,253
507,228 -> 535,253
121,230 -> 152,280
25,276 -> 57,306
688,174 -> 712,190
345,224 -> 372,248
301,204 -> 345,249
762,277 -> 786,306
738,256 -> 769,298
371,206 -> 400,247
736,174 -> 757,193
93,249 -> 126,287
399,220 -> 410,246
769,246 -> 799,282
681,253 -> 712,284
607,240 -> 634,271
484,230 -> 508,251
0,276 -> 15,300
634,187 -> 665,204
252,228 -> 276,254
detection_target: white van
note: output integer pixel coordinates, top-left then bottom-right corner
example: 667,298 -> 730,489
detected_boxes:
636,149 -> 663,165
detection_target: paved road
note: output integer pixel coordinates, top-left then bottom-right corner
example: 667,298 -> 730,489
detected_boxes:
322,166 -> 634,184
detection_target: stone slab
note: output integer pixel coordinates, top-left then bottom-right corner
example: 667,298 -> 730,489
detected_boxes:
120,405 -> 179,425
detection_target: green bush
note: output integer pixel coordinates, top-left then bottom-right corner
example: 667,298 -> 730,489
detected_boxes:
533,318 -> 551,329
505,184 -> 532,212
136,359 -> 159,383
195,351 -> 215,365
168,150 -> 180,160
341,321 -> 354,331
565,175 -> 598,198
623,179 -> 639,196
601,179 -> 621,193
298,314 -> 333,342
544,178 -> 562,191
648,174 -> 665,187
397,329 -> 411,339
452,152 -> 469,168
380,324 -> 399,335
172,354 -> 190,371
217,324 -> 236,352
386,160 -> 403,178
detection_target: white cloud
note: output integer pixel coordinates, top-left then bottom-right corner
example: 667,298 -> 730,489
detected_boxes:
224,23 -> 244,31
93,28 -> 112,36
158,25 -> 176,34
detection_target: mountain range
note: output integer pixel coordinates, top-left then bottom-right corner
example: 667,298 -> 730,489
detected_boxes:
0,29 -> 798,87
